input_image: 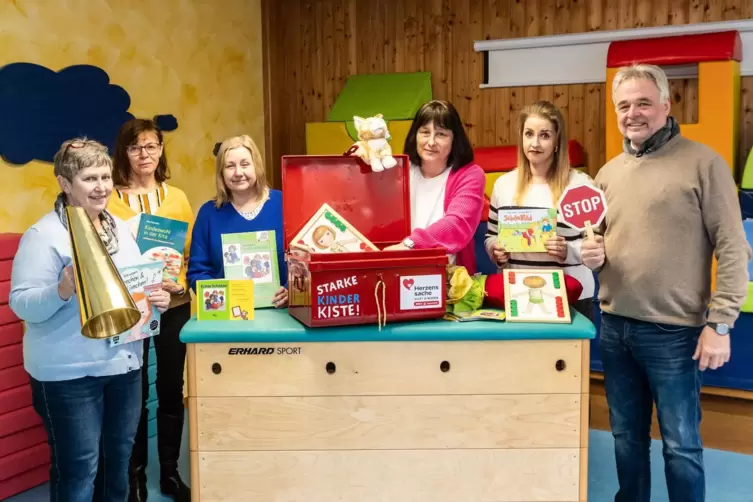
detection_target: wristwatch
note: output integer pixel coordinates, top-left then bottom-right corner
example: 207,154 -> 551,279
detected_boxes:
402,237 -> 415,249
706,322 -> 730,336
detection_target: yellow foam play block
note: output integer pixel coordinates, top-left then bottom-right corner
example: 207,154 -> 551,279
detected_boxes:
484,172 -> 504,199
305,121 -> 413,155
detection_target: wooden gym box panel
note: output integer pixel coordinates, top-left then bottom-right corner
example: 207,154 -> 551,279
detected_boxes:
181,308 -> 596,501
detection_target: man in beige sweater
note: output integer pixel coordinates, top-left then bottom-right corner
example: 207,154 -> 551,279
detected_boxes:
582,64 -> 751,502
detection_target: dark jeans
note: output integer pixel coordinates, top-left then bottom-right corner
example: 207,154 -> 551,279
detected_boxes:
600,312 -> 704,502
131,302 -> 190,473
30,369 -> 142,502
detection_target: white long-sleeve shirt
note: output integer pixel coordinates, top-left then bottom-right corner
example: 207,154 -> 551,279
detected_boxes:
484,168 -> 596,300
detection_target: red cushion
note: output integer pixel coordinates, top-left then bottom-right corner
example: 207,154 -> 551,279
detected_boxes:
0,464 -> 49,500
483,272 -> 584,309
0,234 -> 21,261
0,365 -> 28,392
0,425 -> 47,458
0,442 -> 49,482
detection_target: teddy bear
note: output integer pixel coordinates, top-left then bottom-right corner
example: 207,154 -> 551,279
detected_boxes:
348,114 -> 397,172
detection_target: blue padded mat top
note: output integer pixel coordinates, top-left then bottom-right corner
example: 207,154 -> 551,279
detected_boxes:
180,308 -> 596,344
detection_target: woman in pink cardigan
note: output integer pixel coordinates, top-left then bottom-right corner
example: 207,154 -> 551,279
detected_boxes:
384,100 -> 486,275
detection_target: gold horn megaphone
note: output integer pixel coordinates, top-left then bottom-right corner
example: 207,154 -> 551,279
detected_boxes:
66,206 -> 141,339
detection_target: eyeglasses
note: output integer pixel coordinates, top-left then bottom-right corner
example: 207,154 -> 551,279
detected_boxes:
127,143 -> 162,157
62,140 -> 95,162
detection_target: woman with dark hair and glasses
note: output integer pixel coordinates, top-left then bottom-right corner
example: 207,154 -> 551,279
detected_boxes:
384,100 -> 486,275
9,138 -> 171,502
107,118 -> 194,501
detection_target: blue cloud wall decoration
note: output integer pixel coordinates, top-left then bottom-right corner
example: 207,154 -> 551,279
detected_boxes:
0,63 -> 178,165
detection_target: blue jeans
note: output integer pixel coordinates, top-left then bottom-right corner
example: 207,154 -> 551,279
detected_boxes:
29,369 -> 142,502
600,312 -> 704,502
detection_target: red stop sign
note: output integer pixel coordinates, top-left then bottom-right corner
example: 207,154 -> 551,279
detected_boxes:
557,184 -> 607,231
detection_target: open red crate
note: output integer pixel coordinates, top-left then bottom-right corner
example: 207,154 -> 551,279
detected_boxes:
282,154 -> 447,328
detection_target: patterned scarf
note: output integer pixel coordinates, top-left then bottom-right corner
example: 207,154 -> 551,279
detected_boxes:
54,193 -> 119,255
623,116 -> 680,157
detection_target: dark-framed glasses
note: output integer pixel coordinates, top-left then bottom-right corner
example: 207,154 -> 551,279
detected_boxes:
127,143 -> 162,157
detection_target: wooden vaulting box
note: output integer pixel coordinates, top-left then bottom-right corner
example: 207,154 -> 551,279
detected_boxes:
281,154 -> 448,328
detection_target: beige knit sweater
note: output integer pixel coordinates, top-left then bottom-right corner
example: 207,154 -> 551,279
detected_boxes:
594,134 -> 752,327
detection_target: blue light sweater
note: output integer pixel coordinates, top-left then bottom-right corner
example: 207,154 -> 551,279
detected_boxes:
187,189 -> 288,292
10,211 -> 145,382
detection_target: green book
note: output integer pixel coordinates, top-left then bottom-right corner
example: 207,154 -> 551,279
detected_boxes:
197,279 -> 254,321
220,230 -> 280,308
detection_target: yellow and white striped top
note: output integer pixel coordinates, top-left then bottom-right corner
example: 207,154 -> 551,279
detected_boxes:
114,183 -> 168,216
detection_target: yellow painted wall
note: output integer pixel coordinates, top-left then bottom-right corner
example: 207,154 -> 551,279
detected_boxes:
0,0 -> 266,233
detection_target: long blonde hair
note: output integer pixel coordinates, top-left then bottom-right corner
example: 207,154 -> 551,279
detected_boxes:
513,101 -> 570,206
214,135 -> 267,208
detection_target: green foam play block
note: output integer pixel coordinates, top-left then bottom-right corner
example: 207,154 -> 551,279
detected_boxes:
327,72 -> 432,141
742,282 -> 753,314
742,146 -> 753,190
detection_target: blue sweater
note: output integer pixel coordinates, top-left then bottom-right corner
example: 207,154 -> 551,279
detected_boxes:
10,211 -> 145,382
187,190 -> 288,292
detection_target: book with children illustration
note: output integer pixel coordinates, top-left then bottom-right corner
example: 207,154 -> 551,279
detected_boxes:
496,207 -> 557,253
221,230 -> 280,308
290,203 -> 379,254
196,279 -> 255,321
133,214 -> 189,283
109,261 -> 164,346
444,308 -> 507,322
503,268 -> 571,324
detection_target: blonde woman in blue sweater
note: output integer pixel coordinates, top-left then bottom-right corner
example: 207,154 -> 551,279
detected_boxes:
10,139 -> 170,502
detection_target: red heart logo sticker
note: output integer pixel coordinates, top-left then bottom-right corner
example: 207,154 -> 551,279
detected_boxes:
403,279 -> 414,289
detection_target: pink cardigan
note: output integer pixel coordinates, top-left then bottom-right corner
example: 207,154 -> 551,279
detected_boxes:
408,163 -> 486,275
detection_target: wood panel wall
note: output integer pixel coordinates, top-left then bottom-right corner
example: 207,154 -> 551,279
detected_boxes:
261,0 -> 753,187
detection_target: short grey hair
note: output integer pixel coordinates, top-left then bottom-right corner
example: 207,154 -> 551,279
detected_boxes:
612,63 -> 670,105
53,138 -> 113,181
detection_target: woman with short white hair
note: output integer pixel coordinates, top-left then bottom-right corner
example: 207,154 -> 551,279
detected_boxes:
10,138 -> 170,502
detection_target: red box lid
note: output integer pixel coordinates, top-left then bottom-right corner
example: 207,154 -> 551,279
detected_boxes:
281,154 -> 411,249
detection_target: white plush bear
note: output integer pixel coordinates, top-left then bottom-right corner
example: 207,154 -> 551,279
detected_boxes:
349,114 -> 397,172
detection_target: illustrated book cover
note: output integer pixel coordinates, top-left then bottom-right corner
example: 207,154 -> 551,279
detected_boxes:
503,268 -> 571,323
133,214 -> 189,283
109,260 -> 164,346
496,207 -> 557,253
221,230 -> 280,308
290,203 -> 379,253
196,279 -> 255,321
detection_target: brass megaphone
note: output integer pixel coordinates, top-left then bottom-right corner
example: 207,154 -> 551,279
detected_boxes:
66,206 -> 141,339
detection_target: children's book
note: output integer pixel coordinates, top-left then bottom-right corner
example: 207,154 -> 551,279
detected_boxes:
503,268 -> 571,324
221,231 -> 280,308
496,207 -> 557,253
290,203 -> 379,253
444,308 -> 506,322
134,214 -> 189,283
196,279 -> 255,321
109,261 -> 164,346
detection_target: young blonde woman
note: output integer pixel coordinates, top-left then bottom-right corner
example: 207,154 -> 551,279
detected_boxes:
107,118 -> 193,501
484,100 -> 595,320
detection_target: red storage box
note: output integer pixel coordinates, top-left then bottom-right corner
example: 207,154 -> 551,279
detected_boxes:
282,154 -> 448,328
